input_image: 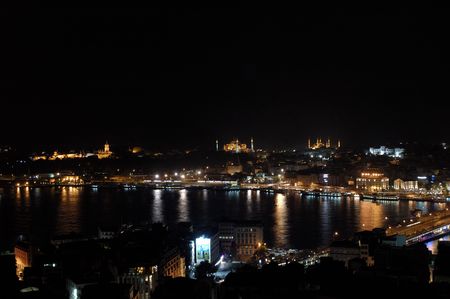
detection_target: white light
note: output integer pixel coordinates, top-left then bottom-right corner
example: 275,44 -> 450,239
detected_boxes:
155,174 -> 159,179
174,172 -> 178,176
181,175 -> 185,179
197,171 -> 201,175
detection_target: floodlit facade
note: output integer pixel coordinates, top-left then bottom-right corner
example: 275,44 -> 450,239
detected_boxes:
161,248 -> 186,278
393,179 -> 419,191
356,170 -> 389,191
15,242 -> 32,280
369,146 -> 404,158
31,141 -> 112,160
308,137 -> 340,150
223,139 -> 252,153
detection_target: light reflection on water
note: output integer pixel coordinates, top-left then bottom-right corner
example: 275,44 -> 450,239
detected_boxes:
178,189 -> 189,222
0,188 -> 447,251
273,193 -> 288,248
152,189 -> 163,223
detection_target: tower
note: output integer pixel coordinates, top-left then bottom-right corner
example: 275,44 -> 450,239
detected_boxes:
326,137 -> 331,148
337,139 -> 341,148
216,139 -> 219,152
251,137 -> 254,152
308,138 -> 311,149
235,139 -> 239,154
104,141 -> 110,153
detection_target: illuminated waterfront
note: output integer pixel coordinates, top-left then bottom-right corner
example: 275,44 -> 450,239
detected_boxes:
0,187 -> 445,251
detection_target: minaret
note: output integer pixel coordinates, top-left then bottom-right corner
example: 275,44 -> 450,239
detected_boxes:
251,137 -> 254,152
326,137 -> 331,148
236,139 -> 239,154
216,139 -> 219,152
337,139 -> 341,148
104,141 -> 110,153
308,138 -> 311,149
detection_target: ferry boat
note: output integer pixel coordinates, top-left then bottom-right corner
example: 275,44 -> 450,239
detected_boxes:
361,193 -> 400,202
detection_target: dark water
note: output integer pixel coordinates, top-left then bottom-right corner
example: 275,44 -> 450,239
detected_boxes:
0,187 -> 447,251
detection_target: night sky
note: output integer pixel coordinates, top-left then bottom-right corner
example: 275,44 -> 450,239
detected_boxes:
1,6 -> 448,150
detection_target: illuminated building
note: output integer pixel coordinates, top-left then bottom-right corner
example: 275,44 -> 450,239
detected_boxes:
393,179 -> 418,191
307,137 -> 340,150
59,175 -> 84,186
226,163 -> 243,175
223,139 -> 251,153
234,222 -> 263,262
117,265 -> 158,298
195,236 -> 211,264
356,169 -> 389,191
369,146 -> 404,158
195,235 -> 220,264
130,146 -> 143,154
216,139 -> 219,152
33,142 -> 112,161
218,222 -> 235,255
161,248 -> 186,278
96,141 -> 112,159
15,241 -> 33,280
48,151 -> 84,160
32,154 -> 47,161
218,221 -> 264,262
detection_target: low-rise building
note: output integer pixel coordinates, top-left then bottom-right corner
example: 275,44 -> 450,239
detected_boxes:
393,179 -> 418,191
330,240 -> 361,266
368,146 -> 404,158
356,169 -> 389,191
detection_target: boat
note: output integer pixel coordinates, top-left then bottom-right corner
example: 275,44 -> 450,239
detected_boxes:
361,193 -> 400,202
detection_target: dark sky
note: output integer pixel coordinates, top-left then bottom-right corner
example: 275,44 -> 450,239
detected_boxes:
1,6 -> 448,150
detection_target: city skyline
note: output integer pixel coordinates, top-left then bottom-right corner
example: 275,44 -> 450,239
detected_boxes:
2,6 -> 450,298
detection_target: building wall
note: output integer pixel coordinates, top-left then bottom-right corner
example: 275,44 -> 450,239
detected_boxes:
294,174 -> 319,187
118,265 -> 158,299
330,247 -> 361,266
162,254 -> 185,278
394,179 -> 418,191
235,225 -> 263,262
218,222 -> 235,255
356,171 -> 389,191
14,244 -> 32,279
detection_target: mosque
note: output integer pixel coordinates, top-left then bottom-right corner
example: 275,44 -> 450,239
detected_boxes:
218,138 -> 255,153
